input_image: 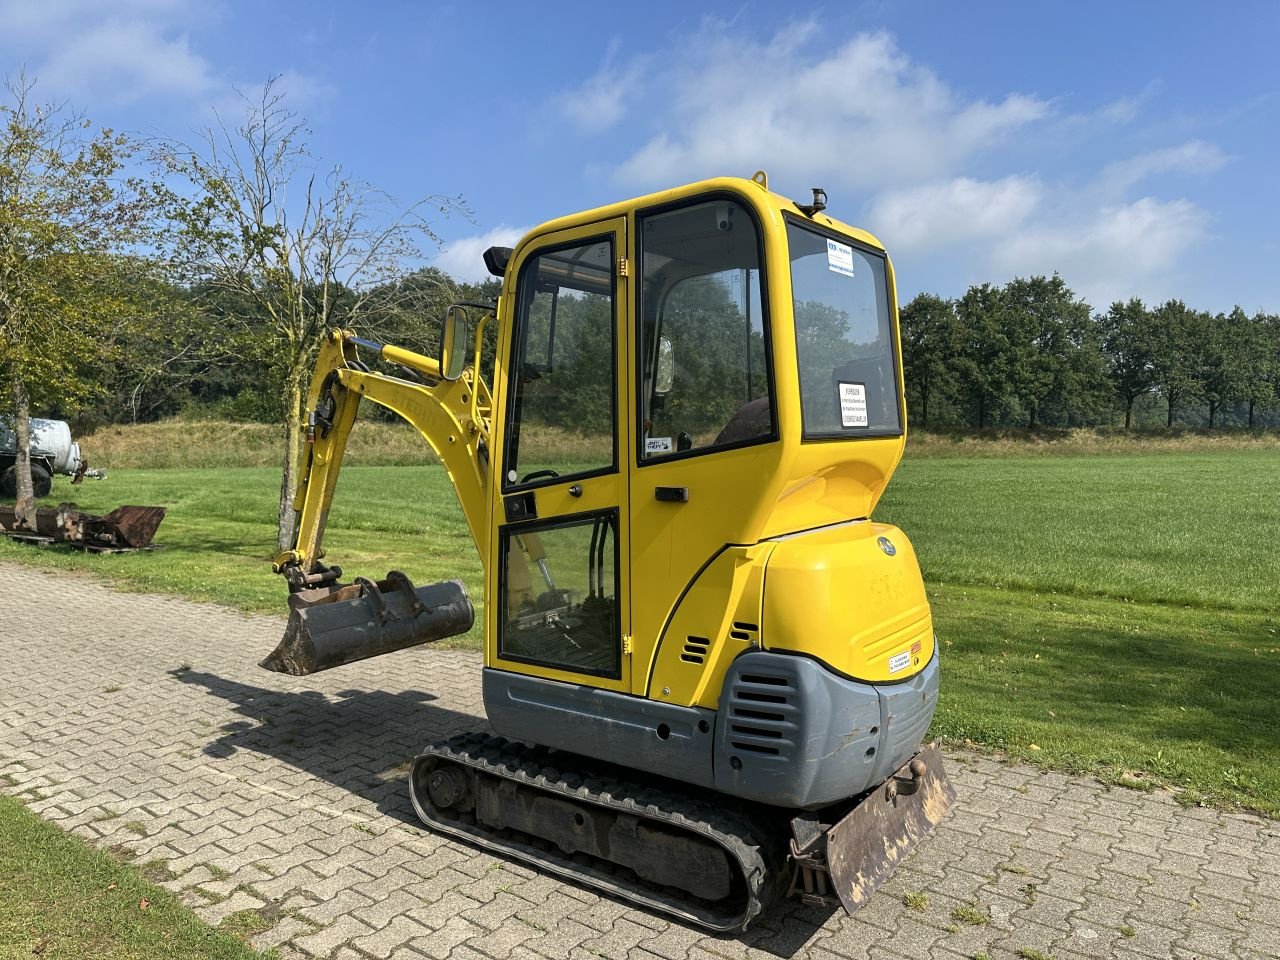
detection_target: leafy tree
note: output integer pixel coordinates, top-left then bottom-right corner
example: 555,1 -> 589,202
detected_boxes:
156,78 -> 468,550
0,72 -> 157,524
1238,312 -> 1280,428
1195,308 -> 1245,428
954,283 -> 1014,428
1099,298 -> 1155,429
1000,275 -> 1098,428
1148,300 -> 1203,427
898,293 -> 958,429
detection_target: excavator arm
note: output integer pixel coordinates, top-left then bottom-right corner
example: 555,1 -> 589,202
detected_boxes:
261,319 -> 494,675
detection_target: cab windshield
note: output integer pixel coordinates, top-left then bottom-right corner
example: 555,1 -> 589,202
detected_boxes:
787,219 -> 902,438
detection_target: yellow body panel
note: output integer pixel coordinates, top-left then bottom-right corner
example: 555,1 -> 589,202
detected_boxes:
643,542 -> 775,708
760,521 -> 934,683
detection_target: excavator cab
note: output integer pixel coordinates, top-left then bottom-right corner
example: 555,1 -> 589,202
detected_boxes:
263,174 -> 953,930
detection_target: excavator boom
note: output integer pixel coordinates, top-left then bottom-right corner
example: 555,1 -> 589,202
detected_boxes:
263,320 -> 493,674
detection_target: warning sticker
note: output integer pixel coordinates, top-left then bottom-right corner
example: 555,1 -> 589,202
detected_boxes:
889,651 -> 911,674
838,382 -> 869,428
645,436 -> 673,454
826,238 -> 855,277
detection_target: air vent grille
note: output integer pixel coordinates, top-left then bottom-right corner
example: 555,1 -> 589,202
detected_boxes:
728,670 -> 797,757
680,635 -> 710,664
729,620 -> 759,643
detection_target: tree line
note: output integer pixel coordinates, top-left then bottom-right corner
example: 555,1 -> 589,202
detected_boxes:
900,277 -> 1280,431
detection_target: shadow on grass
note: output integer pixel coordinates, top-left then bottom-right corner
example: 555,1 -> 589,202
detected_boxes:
168,667 -> 837,954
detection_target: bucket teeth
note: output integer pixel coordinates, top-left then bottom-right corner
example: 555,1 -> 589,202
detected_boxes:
261,575 -> 473,675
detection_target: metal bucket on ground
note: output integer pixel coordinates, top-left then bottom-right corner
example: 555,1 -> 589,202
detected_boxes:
260,572 -> 474,676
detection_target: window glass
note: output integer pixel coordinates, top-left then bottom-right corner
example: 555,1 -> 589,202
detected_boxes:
500,513 -> 620,679
787,221 -> 902,437
638,200 -> 773,460
506,238 -> 615,487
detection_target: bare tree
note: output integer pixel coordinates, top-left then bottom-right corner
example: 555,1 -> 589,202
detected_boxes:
157,78 -> 468,550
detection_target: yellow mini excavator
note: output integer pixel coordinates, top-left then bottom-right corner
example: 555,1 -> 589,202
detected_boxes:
263,173 -> 954,931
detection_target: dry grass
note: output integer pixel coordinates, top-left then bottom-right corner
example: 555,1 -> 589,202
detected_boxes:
80,419 -> 1280,470
80,419 -> 610,470
906,426 -> 1280,458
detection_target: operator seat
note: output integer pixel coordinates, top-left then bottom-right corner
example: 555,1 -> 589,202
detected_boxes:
714,396 -> 771,445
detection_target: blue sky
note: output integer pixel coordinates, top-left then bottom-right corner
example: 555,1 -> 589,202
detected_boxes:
3,0 -> 1278,313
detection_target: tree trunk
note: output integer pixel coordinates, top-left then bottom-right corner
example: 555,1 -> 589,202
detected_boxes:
978,396 -> 986,429
1124,397 -> 1133,430
1167,394 -> 1175,428
1208,400 -> 1217,429
276,369 -> 305,553
11,374 -> 35,530
1249,399 -> 1256,428
921,387 -> 929,430
1028,403 -> 1037,429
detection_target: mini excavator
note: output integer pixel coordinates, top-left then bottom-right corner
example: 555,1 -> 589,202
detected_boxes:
263,174 -> 954,930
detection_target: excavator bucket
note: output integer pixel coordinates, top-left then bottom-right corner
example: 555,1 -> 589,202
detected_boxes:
261,572 -> 474,676
824,742 -> 956,913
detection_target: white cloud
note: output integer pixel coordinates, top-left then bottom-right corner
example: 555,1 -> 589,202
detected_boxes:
1099,140 -> 1228,193
434,224 -> 530,283
0,0 -> 217,104
603,25 -> 1050,192
555,21 -> 1227,307
557,41 -> 643,134
989,197 -> 1210,308
868,175 -> 1043,252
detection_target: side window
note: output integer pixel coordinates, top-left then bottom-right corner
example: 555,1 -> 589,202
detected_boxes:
505,237 -> 615,487
500,511 -> 620,679
638,199 -> 773,460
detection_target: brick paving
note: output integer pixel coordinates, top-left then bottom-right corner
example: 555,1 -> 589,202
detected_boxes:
2,561 -> 1278,960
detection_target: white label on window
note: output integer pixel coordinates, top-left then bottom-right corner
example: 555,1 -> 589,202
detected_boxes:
889,651 -> 911,674
838,382 -> 869,428
645,436 -> 673,454
826,239 -> 855,277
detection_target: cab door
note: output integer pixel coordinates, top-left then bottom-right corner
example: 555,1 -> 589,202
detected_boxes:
487,218 -> 631,693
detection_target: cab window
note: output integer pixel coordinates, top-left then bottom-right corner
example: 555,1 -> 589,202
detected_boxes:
637,198 -> 773,461
504,237 -> 616,488
787,220 -> 902,437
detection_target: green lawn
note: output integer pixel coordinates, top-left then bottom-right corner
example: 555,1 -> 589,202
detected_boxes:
0,793 -> 274,960
2,451 -> 1278,816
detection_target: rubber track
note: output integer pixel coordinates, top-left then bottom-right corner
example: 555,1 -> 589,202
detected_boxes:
409,730 -> 788,931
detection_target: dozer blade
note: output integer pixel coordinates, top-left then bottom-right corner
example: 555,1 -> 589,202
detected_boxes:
261,572 -> 473,675
825,741 -> 956,914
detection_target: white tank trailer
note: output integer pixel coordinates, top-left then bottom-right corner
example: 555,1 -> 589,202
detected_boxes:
0,417 -> 106,498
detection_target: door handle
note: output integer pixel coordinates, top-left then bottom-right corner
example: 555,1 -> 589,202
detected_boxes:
568,484 -> 583,498
655,486 -> 689,503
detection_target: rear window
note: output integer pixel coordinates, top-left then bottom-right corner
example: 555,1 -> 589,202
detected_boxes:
787,220 -> 902,438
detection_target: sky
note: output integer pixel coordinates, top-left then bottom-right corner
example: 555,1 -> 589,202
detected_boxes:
2,0 -> 1278,313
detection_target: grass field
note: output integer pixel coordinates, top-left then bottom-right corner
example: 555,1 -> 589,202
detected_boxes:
2,449 -> 1277,819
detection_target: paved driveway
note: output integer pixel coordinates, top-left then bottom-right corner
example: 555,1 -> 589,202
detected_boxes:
2,562 -> 1277,960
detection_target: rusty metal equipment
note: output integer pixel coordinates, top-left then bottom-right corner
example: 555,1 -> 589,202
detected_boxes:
0,503 -> 166,552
